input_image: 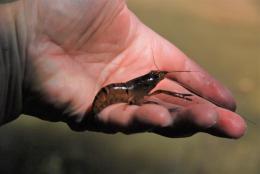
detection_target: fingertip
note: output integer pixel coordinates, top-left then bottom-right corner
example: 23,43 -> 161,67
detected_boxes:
97,103 -> 139,126
169,104 -> 246,139
192,105 -> 218,129
136,104 -> 173,127
174,105 -> 219,129
224,88 -> 237,112
215,109 -> 247,139
212,85 -> 237,112
230,117 -> 247,139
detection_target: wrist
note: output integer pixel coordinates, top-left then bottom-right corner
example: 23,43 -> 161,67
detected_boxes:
0,3 -> 26,125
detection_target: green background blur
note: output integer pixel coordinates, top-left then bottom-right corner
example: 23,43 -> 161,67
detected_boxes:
0,0 -> 259,173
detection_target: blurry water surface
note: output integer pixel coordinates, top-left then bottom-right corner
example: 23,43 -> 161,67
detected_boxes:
0,0 -> 259,173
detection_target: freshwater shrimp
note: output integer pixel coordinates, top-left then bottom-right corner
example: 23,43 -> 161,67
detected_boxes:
92,70 -> 193,114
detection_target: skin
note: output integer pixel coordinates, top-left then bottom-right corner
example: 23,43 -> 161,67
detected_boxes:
0,0 -> 246,138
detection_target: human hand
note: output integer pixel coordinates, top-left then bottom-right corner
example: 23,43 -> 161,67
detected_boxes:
5,0 -> 245,138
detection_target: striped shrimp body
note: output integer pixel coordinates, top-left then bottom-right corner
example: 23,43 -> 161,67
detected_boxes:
92,70 -> 192,114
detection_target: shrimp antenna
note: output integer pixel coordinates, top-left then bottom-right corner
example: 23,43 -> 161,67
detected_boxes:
151,40 -> 160,71
150,38 -> 201,73
243,117 -> 256,125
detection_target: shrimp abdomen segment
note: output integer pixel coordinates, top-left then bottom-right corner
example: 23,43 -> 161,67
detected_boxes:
92,83 -> 134,114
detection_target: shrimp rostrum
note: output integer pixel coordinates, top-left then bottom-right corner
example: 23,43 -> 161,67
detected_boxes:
92,70 -> 193,115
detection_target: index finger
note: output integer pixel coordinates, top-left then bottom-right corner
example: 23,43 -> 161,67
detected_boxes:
154,38 -> 236,111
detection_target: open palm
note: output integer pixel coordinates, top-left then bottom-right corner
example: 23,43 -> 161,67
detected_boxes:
20,0 -> 245,138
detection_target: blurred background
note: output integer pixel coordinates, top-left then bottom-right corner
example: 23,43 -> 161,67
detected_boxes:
0,0 -> 259,173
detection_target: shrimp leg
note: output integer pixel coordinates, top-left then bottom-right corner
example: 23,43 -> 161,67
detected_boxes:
148,89 -> 193,101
